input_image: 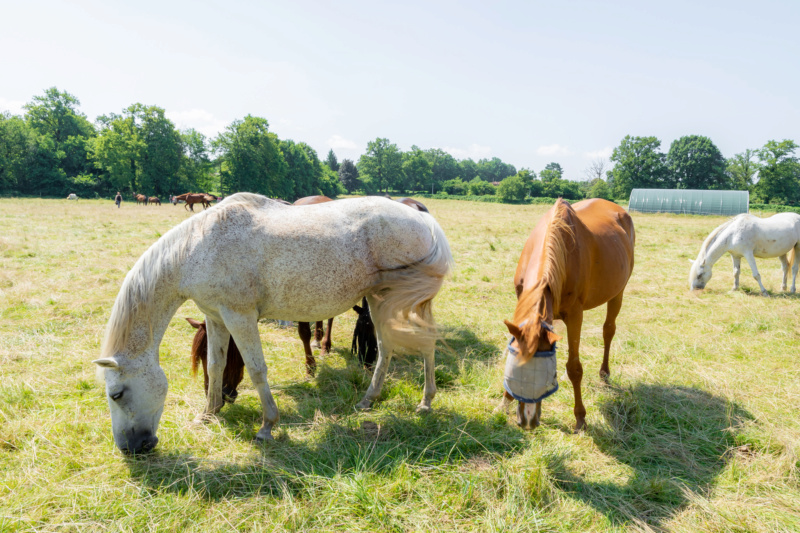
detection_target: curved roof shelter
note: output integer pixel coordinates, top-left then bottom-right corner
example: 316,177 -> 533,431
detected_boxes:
628,189 -> 749,216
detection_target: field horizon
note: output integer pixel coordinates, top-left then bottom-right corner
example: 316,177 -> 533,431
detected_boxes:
1,197 -> 798,532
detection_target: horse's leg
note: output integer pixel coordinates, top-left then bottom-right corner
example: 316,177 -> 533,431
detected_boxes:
321,317 -> 334,356
780,254 -> 789,291
311,321 -> 323,349
221,309 -> 279,442
297,322 -> 316,377
792,245 -> 800,293
356,317 -> 396,410
563,310 -> 586,432
732,254 -> 741,290
195,317 -> 230,422
600,292 -> 624,382
743,251 -> 768,294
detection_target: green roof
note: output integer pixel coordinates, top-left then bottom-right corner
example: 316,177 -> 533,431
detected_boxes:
628,189 -> 749,216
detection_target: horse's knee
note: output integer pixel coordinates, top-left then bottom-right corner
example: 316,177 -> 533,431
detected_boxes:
566,360 -> 583,382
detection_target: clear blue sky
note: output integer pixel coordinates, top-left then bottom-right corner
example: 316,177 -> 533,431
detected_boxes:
2,0 -> 798,180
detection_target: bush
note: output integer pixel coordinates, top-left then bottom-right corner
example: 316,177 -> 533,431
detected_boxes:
467,177 -> 495,196
497,176 -> 527,202
442,178 -> 467,195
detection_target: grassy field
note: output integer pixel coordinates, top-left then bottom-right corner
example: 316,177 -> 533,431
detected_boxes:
0,197 -> 798,532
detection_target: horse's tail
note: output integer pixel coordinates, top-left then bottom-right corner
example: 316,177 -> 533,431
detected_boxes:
789,246 -> 797,270
189,323 -> 206,378
368,214 -> 453,353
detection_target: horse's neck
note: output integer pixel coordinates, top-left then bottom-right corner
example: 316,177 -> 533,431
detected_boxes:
701,228 -> 732,267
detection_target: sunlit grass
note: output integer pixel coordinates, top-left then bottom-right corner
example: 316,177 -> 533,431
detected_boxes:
0,197 -> 798,531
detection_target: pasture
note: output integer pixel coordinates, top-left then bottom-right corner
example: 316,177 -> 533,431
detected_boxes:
0,197 -> 798,532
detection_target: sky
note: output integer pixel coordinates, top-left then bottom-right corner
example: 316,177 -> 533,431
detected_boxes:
2,0 -> 799,180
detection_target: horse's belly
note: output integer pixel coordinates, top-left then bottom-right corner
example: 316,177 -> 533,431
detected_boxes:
752,237 -> 796,257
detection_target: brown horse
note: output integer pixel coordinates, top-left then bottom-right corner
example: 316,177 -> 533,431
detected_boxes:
134,193 -> 148,206
186,318 -> 244,403
148,196 -> 161,206
498,198 -> 635,431
174,193 -> 212,212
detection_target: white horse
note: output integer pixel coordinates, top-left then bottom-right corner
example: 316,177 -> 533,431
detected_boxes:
689,212 -> 800,294
67,193 -> 78,200
93,193 -> 453,454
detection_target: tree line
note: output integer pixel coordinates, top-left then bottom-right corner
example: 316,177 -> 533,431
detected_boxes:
3,88 -> 797,205
608,135 -> 800,204
0,88 -> 343,199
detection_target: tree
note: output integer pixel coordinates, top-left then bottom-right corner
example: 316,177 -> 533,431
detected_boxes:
338,158 -> 360,192
587,179 -> 613,200
584,159 -> 607,182
402,148 -> 432,193
23,87 -> 97,195
357,138 -> 403,193
422,148 -> 460,193
214,115 -> 289,198
324,149 -> 339,172
467,176 -> 494,195
459,158 -> 479,182
477,157 -> 516,182
280,139 -> 317,198
496,175 -> 526,202
667,135 -> 729,190
608,135 -> 669,198
727,149 -> 759,190
180,128 -> 214,192
539,162 -> 563,183
754,139 -> 800,204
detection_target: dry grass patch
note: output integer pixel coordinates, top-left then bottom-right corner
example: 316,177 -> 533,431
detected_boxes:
0,197 -> 799,531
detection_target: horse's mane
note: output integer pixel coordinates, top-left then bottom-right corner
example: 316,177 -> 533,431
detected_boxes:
514,199 -> 574,323
697,215 -> 743,261
100,192 -> 284,358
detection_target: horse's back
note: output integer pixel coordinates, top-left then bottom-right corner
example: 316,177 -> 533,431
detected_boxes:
181,195 -> 438,321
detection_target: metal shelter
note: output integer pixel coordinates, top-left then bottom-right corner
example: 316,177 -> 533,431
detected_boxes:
628,189 -> 749,216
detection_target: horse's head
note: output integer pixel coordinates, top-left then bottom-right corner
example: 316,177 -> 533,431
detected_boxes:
502,319 -> 561,430
93,354 -> 168,454
688,258 -> 711,290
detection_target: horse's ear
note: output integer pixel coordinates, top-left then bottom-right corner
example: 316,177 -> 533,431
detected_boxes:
92,358 -> 119,369
185,317 -> 203,329
545,329 -> 562,344
504,319 -> 522,339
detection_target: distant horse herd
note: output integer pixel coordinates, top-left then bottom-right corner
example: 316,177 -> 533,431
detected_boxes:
89,189 -> 797,455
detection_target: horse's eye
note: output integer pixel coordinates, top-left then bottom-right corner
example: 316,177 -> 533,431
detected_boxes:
111,390 -> 124,401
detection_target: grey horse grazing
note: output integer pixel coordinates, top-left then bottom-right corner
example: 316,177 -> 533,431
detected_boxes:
94,193 -> 452,454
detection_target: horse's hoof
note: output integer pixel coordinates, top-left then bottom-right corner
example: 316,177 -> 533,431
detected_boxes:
355,399 -> 372,411
574,421 -> 587,433
192,414 -> 214,425
415,404 -> 432,414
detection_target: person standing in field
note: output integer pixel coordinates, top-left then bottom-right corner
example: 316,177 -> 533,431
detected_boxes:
115,191 -> 122,208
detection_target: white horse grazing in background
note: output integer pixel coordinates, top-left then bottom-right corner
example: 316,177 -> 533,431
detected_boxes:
689,212 -> 800,294
67,193 -> 78,200
93,193 -> 452,454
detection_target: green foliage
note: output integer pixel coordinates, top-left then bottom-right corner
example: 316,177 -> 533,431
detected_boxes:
324,149 -> 339,172
402,148 -> 432,193
667,135 -> 729,190
496,175 -> 526,202
338,158 -> 360,193
215,115 -> 289,198
609,135 -> 669,198
753,139 -> 800,204
441,177 -> 467,195
357,138 -> 403,193
727,149 -> 759,190
587,178 -> 613,200
467,176 -> 495,196
477,157 -> 516,182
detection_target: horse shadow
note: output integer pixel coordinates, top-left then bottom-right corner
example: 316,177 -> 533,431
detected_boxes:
123,407 -> 527,502
546,382 -> 752,529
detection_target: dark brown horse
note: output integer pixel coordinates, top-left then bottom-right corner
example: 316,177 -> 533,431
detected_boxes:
498,198 -> 635,431
187,195 -> 430,399
173,193 -> 213,211
148,196 -> 161,206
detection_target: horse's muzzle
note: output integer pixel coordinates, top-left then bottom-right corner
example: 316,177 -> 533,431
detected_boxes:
120,431 -> 158,455
516,401 -> 541,430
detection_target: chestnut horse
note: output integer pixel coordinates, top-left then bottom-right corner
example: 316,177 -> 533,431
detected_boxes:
134,193 -> 148,206
148,197 -> 161,206
497,198 -> 635,431
173,193 -> 211,211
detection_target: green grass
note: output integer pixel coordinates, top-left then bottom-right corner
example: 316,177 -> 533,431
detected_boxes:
1,198 -> 799,531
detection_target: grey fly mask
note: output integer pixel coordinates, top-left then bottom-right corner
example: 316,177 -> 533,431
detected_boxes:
503,321 -> 559,403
